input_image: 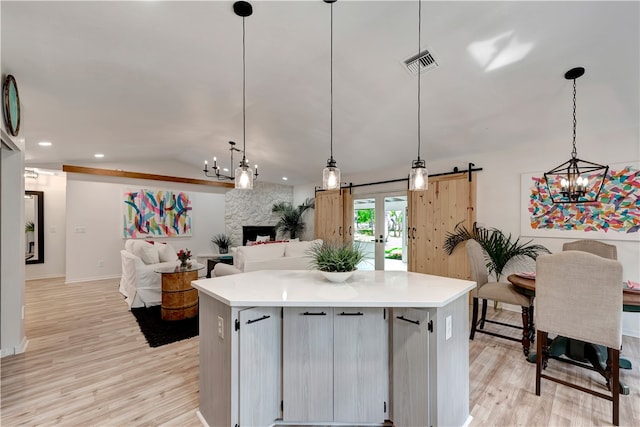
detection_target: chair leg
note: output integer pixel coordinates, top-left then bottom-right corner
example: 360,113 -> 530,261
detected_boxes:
535,330 -> 547,396
521,306 -> 531,356
609,347 -> 620,426
529,305 -> 535,343
480,299 -> 488,329
470,297 -> 479,340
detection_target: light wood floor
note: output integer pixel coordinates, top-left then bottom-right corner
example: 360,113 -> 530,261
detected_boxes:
1,277 -> 639,426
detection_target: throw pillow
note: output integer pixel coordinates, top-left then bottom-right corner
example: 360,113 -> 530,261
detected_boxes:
157,243 -> 177,262
132,240 -> 160,265
256,235 -> 271,242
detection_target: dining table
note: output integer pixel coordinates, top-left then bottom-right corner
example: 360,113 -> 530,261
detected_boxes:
508,273 -> 640,394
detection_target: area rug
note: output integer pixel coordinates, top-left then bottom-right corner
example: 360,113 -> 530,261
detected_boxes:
131,305 -> 198,348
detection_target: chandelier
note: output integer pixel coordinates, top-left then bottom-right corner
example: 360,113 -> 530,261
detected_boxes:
544,67 -> 608,203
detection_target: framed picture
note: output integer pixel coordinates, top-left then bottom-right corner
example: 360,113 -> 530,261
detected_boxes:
123,189 -> 192,238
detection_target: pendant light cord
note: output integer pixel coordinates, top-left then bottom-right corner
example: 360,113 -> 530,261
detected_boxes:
417,0 -> 421,161
571,77 -> 577,159
242,16 -> 247,162
330,2 -> 334,161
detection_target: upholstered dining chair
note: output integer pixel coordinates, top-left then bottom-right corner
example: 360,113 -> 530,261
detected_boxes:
535,251 -> 623,425
563,238 -> 617,260
466,239 -> 535,356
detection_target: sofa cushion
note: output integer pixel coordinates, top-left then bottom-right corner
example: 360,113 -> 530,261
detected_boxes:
125,239 -> 136,253
157,243 -> 177,262
285,239 -> 322,258
256,234 -> 271,242
235,242 -> 287,271
132,240 -> 160,265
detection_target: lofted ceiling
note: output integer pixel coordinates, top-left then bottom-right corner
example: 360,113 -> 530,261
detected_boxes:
2,1 -> 639,186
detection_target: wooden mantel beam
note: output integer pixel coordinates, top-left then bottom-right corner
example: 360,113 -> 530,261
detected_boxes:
62,165 -> 235,188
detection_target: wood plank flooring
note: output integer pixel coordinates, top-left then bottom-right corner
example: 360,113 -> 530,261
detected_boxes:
2,277 -> 639,426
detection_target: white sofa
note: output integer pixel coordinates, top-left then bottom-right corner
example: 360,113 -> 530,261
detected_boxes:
213,239 -> 323,277
119,239 -> 183,309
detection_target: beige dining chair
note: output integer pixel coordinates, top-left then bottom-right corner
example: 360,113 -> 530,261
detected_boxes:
535,251 -> 623,425
466,239 -> 534,356
563,239 -> 617,260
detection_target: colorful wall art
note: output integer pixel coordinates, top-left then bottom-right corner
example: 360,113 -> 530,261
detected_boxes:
520,164 -> 640,241
123,189 -> 192,238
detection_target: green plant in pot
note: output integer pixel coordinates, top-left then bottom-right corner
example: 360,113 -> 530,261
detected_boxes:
443,222 -> 550,281
211,233 -> 233,254
308,241 -> 365,283
272,198 -> 315,239
25,221 -> 35,233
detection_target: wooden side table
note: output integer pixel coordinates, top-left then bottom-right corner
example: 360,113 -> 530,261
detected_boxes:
156,264 -> 204,321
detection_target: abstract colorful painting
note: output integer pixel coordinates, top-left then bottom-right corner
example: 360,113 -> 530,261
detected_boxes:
522,165 -> 640,239
123,189 -> 192,238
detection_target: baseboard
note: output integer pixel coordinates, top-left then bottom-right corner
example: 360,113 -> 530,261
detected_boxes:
1,336 -> 29,358
64,274 -> 121,284
195,410 -> 209,427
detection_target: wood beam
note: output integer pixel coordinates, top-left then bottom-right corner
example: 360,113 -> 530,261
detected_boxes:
62,165 -> 234,188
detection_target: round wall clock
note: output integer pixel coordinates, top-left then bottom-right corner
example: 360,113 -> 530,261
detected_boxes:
3,74 -> 21,136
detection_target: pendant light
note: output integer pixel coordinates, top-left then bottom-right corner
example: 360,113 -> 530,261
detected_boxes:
322,0 -> 341,191
544,67 -> 608,203
234,1 -> 256,189
409,0 -> 428,191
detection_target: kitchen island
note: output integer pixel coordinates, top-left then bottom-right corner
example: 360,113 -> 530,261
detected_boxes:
192,269 -> 475,427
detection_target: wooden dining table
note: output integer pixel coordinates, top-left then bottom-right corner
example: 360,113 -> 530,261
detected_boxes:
507,273 -> 640,394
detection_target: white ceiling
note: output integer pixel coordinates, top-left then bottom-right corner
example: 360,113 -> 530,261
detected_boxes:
3,1 -> 639,186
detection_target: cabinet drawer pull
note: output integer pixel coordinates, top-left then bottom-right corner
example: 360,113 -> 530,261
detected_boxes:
302,311 -> 327,316
339,311 -> 364,316
246,315 -> 271,324
396,315 -> 420,325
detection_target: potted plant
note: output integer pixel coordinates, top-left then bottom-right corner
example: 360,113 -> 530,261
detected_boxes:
211,233 -> 233,254
443,222 -> 550,281
272,198 -> 315,239
307,241 -> 365,283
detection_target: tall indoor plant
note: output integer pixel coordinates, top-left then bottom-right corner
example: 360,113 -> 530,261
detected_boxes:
271,197 -> 315,239
443,222 -> 550,281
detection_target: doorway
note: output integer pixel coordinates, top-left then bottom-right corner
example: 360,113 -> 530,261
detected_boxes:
353,193 -> 407,271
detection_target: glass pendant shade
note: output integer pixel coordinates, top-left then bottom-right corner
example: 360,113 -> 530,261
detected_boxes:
409,159 -> 428,191
322,162 -> 341,190
235,162 -> 253,190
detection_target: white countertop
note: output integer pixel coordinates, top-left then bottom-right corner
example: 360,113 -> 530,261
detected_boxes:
192,270 -> 476,308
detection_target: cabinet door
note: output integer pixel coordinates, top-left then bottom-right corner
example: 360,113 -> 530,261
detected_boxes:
314,190 -> 344,243
392,307 -> 430,427
283,307 -> 333,422
239,307 -> 281,427
334,307 -> 387,423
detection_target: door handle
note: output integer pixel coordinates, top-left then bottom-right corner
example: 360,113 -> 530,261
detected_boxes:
348,225 -> 352,236
302,311 -> 327,316
246,315 -> 271,325
338,226 -> 343,236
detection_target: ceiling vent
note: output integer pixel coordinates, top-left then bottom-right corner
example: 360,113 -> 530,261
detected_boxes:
403,48 -> 438,75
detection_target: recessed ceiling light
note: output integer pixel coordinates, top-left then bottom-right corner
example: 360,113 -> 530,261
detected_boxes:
38,141 -> 52,146
94,153 -> 104,158
282,177 -> 288,181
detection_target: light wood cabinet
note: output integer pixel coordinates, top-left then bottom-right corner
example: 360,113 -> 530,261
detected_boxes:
283,306 -> 387,423
282,307 -> 334,422
238,307 -> 281,426
333,307 -> 387,423
407,173 -> 476,279
314,189 -> 354,244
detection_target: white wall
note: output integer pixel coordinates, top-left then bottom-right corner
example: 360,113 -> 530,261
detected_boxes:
1,132 -> 27,357
25,172 -> 66,280
294,135 -> 640,337
65,173 -> 226,283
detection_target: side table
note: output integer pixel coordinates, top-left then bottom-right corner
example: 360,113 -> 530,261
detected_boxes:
155,263 -> 205,321
206,255 -> 234,278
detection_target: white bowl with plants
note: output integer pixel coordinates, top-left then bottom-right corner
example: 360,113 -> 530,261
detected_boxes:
308,241 -> 365,283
